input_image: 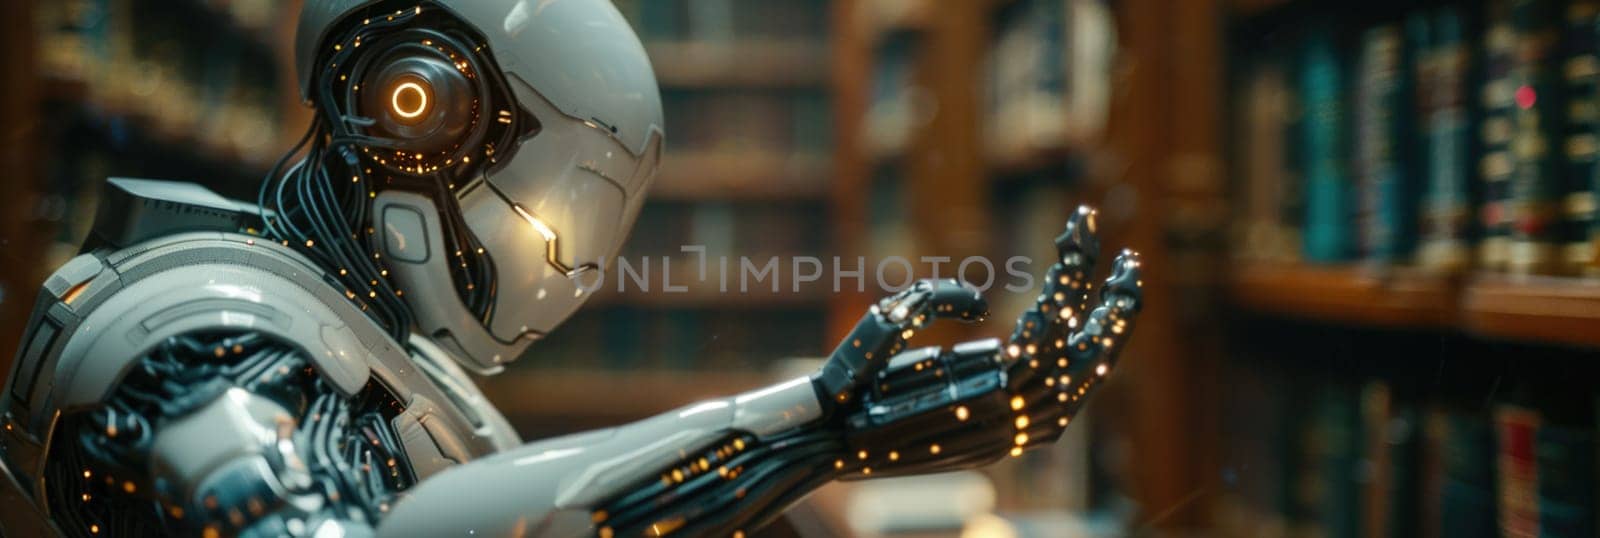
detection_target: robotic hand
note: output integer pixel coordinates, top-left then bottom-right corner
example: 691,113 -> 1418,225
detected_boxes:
817,205 -> 1144,477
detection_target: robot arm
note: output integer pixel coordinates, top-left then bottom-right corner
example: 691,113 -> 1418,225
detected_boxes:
383,207 -> 1144,538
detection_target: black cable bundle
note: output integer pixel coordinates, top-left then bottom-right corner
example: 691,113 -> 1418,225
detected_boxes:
258,3 -> 532,341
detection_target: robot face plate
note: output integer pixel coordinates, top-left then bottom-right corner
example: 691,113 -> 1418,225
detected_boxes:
459,98 -> 661,345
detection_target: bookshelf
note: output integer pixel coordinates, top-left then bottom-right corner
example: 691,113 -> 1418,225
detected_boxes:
1221,0 -> 1600,536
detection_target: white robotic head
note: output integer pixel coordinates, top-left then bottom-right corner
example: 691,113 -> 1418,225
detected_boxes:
295,0 -> 663,373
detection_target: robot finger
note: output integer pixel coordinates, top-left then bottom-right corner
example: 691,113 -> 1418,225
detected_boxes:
1001,207 -> 1099,377
877,278 -> 989,326
1051,206 -> 1101,312
1064,249 -> 1143,367
1042,250 -> 1142,409
816,280 -> 988,407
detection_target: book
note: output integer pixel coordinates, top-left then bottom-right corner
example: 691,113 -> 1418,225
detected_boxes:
1237,59 -> 1296,261
1294,383 -> 1362,538
1535,422 -> 1596,537
1300,24 -> 1355,264
1558,2 -> 1600,276
1495,405 -> 1540,538
1505,0 -> 1562,275
1481,0 -> 1518,270
1418,8 -> 1477,273
1355,23 -> 1420,263
1360,382 -> 1422,538
1420,408 -> 1498,538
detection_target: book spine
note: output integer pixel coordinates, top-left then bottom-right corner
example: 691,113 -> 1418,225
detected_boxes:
1420,8 -> 1476,272
1505,0 -> 1562,275
1360,382 -> 1395,537
1535,422 -> 1597,537
1561,2 -> 1600,276
1356,24 -> 1418,263
1496,405 -> 1541,538
1441,411 -> 1500,538
1303,384 -> 1362,538
1481,2 -> 1518,270
1240,60 -> 1292,261
1283,63 -> 1308,261
1302,26 -> 1354,263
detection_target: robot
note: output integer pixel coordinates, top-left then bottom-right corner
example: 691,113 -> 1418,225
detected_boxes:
0,1 -> 1145,536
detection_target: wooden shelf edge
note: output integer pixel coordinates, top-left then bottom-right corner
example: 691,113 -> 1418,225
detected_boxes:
1462,274 -> 1600,348
1232,264 -> 1600,349
646,40 -> 830,89
1228,262 -> 1458,329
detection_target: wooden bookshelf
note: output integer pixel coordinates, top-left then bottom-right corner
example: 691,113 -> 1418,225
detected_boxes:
647,40 -> 830,89
1463,274 -> 1600,348
1229,263 -> 1460,329
861,0 -> 934,42
653,151 -> 830,200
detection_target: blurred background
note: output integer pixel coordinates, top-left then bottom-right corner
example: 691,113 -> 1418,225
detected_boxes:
3,0 -> 1600,537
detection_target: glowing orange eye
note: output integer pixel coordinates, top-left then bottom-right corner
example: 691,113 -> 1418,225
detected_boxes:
391,81 -> 430,120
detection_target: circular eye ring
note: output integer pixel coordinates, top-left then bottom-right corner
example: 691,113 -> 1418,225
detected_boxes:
391,80 -> 432,121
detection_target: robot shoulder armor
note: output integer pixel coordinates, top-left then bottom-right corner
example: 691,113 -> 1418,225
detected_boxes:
23,233 -> 392,418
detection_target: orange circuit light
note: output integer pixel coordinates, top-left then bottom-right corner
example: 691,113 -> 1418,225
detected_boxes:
391,81 -> 430,120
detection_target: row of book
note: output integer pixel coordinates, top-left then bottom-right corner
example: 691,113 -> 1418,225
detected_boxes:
662,90 -> 833,156
1220,372 -> 1597,538
36,0 -> 290,168
985,0 -> 1115,164
1233,0 -> 1600,276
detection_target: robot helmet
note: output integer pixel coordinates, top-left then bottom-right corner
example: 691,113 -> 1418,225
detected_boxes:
283,0 -> 664,373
